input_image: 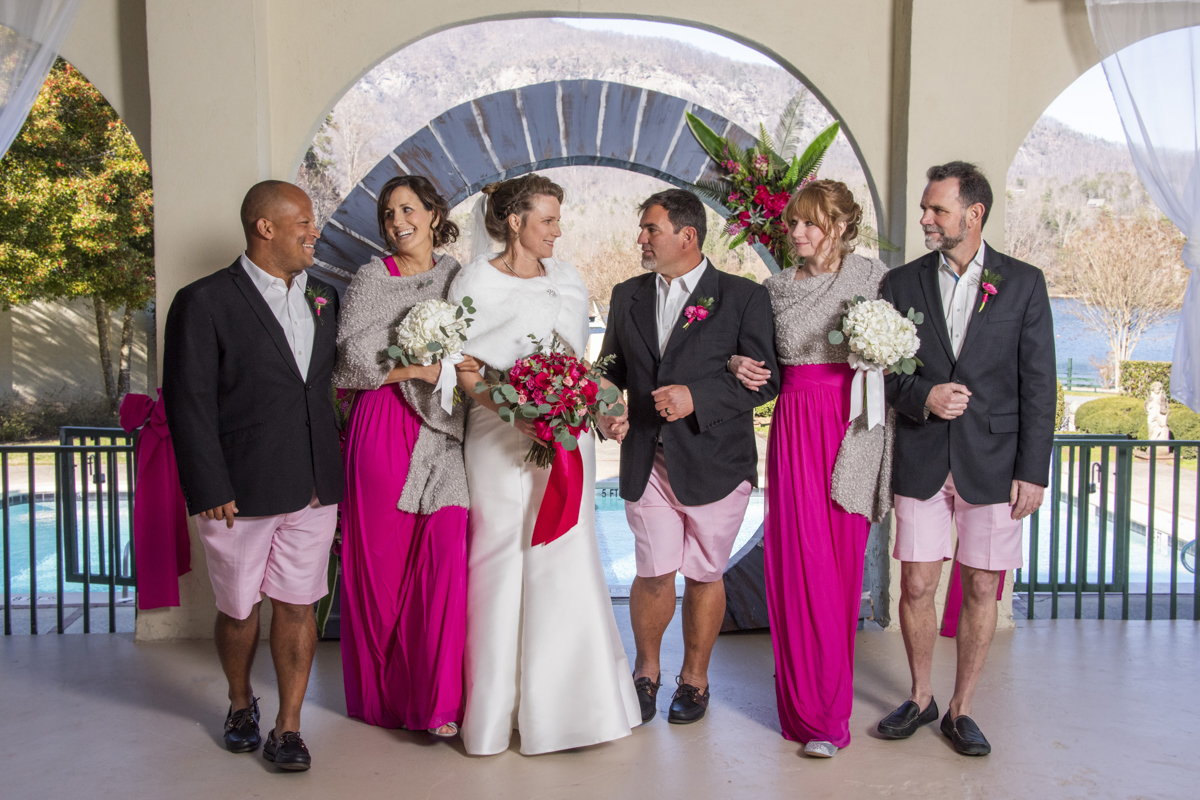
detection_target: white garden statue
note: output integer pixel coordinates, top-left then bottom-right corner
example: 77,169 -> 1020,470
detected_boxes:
1146,381 -> 1170,441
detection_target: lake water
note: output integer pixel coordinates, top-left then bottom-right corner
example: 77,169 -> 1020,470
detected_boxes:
1051,298 -> 1177,384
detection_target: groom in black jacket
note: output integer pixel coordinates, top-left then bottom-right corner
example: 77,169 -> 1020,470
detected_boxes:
876,162 -> 1055,755
598,189 -> 779,725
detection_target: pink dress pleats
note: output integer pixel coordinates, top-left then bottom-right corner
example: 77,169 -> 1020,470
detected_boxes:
339,381 -> 467,731
764,363 -> 871,748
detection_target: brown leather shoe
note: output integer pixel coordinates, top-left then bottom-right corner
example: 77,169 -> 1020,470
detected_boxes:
634,674 -> 661,722
262,728 -> 312,771
668,677 -> 709,724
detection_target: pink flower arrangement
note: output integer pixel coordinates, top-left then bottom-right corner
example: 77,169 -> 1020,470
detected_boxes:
476,338 -> 623,469
682,296 -> 715,330
976,269 -> 1004,312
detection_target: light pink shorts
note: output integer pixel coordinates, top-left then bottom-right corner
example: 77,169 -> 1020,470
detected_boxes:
625,447 -> 752,583
195,499 -> 338,620
893,472 -> 1024,571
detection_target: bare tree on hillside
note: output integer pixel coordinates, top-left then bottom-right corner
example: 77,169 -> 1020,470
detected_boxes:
1060,213 -> 1189,387
332,90 -> 386,194
297,116 -> 341,230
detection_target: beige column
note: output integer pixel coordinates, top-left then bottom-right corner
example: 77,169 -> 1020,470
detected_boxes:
136,0 -> 275,640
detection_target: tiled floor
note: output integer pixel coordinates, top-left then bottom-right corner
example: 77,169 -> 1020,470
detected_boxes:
2,609 -> 1196,799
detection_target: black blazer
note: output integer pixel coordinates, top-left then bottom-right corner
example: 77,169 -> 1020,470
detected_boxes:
599,261 -> 780,506
881,243 -> 1056,505
163,260 -> 345,517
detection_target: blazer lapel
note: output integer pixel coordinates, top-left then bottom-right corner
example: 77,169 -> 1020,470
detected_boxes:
629,274 -> 662,363
955,242 -> 1000,364
661,259 -> 720,364
918,254 -> 957,364
228,262 -> 304,382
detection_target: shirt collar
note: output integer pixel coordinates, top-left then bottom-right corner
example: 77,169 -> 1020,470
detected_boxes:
937,242 -> 986,282
657,257 -> 708,294
240,252 -> 308,294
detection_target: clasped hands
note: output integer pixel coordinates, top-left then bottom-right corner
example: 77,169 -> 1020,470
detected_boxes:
596,384 -> 694,444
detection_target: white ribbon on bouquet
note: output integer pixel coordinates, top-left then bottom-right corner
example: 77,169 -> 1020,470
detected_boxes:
435,353 -> 465,414
847,352 -> 886,430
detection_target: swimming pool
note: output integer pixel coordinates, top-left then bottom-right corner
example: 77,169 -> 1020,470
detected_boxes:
2,500 -> 132,595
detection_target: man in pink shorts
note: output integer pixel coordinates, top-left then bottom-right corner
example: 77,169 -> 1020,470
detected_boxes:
164,181 -> 344,771
598,189 -> 778,725
877,162 -> 1055,756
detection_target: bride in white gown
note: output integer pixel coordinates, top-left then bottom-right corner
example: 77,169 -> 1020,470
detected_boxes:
450,174 -> 641,756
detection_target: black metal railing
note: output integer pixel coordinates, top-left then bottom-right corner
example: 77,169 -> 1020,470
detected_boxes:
1,428 -> 135,634
1016,435 -> 1200,621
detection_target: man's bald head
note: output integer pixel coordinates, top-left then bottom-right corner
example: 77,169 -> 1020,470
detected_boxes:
240,180 -> 308,242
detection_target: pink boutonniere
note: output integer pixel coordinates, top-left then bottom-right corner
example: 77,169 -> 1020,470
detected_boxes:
683,296 -> 714,329
305,285 -> 332,320
976,269 -> 1004,312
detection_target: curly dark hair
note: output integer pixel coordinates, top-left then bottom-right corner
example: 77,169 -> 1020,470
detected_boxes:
376,175 -> 459,250
480,173 -> 564,243
637,188 -> 707,245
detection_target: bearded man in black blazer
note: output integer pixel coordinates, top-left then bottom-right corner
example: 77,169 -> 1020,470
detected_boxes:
597,189 -> 779,725
875,162 -> 1055,756
164,181 -> 343,771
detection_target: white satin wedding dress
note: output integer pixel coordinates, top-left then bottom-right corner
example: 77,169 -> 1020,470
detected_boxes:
449,254 -> 641,756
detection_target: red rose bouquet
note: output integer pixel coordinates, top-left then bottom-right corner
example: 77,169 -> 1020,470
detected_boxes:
475,334 -> 623,469
473,335 -> 624,546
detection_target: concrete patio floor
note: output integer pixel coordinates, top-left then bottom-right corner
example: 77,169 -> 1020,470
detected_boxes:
1,608 -> 1196,800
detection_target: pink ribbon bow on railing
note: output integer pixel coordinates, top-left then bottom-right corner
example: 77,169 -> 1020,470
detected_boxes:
120,389 -> 191,609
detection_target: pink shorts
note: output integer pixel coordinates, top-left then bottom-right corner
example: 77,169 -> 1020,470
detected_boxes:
893,472 -> 1024,571
195,499 -> 338,620
625,448 -> 752,583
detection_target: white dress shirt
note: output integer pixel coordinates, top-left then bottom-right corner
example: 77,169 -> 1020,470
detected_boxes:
655,258 -> 708,356
240,253 -> 315,380
937,242 -> 986,358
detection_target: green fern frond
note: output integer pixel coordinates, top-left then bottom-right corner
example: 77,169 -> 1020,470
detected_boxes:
795,121 -> 841,181
772,93 -> 806,159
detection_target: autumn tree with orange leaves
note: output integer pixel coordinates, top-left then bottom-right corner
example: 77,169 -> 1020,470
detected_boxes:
0,58 -> 154,412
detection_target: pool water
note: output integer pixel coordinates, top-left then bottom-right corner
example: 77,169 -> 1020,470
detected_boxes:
3,500 -> 132,595
594,483 -> 764,589
1022,498 -> 1197,593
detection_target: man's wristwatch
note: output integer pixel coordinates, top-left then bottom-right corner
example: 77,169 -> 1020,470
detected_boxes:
923,406 -> 931,419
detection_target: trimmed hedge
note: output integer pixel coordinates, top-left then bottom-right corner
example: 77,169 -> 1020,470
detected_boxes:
1076,395 -> 1199,458
1056,380 -> 1065,431
1120,360 -> 1172,400
755,398 -> 776,418
1074,396 -> 1142,437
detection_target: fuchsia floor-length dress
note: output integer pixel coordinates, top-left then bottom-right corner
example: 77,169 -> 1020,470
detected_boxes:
338,260 -> 468,732
764,362 -> 871,748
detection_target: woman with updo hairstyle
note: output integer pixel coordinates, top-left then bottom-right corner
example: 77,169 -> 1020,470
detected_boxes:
447,173 -> 641,756
728,179 -> 895,757
333,174 -> 472,739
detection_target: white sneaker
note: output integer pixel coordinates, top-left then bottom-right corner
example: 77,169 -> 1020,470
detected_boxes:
804,740 -> 838,758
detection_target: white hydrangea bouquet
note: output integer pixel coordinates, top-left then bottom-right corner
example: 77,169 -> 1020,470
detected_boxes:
828,296 -> 923,429
387,296 -> 476,412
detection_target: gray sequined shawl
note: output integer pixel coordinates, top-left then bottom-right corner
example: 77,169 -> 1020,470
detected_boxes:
332,253 -> 468,514
763,253 -> 895,523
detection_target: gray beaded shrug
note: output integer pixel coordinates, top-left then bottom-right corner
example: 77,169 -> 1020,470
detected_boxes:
333,253 -> 468,515
763,252 -> 895,522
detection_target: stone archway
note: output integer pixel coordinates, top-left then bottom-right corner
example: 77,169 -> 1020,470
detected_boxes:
311,79 -> 762,284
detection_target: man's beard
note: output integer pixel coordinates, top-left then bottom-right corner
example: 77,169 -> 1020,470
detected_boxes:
640,252 -> 658,272
924,218 -> 967,251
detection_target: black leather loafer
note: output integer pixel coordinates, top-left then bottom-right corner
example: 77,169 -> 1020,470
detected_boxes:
634,674 -> 662,723
263,729 -> 312,771
877,697 -> 938,739
940,711 -> 991,756
223,697 -> 261,753
667,677 -> 710,724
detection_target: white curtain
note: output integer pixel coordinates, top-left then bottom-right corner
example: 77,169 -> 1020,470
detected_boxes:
1088,1 -> 1200,410
0,0 -> 82,159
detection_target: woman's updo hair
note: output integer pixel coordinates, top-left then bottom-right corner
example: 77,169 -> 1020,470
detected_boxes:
376,175 -> 460,250
481,173 -> 564,243
785,179 -> 862,260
